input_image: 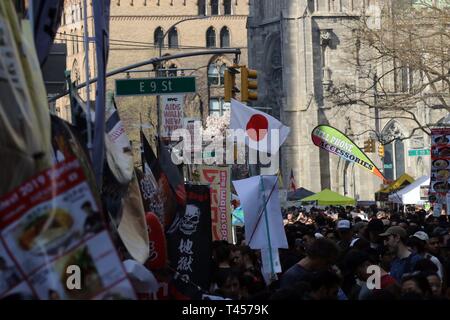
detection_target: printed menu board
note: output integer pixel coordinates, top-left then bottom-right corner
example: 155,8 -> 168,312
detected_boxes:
429,128 -> 450,215
0,158 -> 136,300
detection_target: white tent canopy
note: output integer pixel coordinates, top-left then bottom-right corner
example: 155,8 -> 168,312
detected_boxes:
388,176 -> 430,205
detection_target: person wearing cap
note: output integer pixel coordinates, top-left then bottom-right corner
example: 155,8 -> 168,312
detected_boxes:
336,220 -> 355,256
409,231 -> 444,280
380,226 -> 422,282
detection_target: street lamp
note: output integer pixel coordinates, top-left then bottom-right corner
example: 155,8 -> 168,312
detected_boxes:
156,15 -> 209,138
159,15 -> 209,58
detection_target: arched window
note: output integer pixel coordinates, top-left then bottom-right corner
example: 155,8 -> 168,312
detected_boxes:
198,0 -> 206,15
168,28 -> 178,48
80,3 -> 83,20
208,62 -> 227,85
211,0 -> 219,15
220,27 -> 230,48
382,121 -> 406,180
206,27 -> 216,48
154,27 -> 164,48
224,0 -> 232,15
219,64 -> 226,84
208,63 -> 219,85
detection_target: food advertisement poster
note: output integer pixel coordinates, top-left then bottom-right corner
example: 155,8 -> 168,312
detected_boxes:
429,128 -> 450,215
198,166 -> 232,242
0,158 -> 136,300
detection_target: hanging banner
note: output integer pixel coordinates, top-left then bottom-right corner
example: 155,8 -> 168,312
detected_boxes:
161,95 -> 184,138
29,0 -> 64,66
139,132 -> 177,228
0,158 -> 136,300
429,128 -> 450,213
166,184 -> 212,299
198,166 -> 232,242
233,175 -> 288,250
312,125 -> 385,180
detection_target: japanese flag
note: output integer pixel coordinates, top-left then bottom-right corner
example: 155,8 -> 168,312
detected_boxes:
230,99 -> 290,153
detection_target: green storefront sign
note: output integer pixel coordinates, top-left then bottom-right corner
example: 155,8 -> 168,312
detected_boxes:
408,149 -> 430,157
115,77 -> 196,96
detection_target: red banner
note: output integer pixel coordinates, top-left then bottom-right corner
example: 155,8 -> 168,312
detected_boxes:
199,166 -> 231,242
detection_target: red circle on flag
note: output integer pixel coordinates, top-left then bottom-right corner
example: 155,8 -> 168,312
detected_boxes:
246,114 -> 268,141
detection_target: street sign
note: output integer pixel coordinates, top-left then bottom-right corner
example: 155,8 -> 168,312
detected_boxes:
115,77 -> 196,96
408,149 -> 430,157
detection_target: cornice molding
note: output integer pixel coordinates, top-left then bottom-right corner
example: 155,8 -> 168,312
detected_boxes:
110,15 -> 248,21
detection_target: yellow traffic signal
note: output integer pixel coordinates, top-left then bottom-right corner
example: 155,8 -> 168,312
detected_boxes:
241,66 -> 258,102
378,144 -> 385,158
363,140 -> 370,152
363,139 -> 376,153
224,65 -> 240,102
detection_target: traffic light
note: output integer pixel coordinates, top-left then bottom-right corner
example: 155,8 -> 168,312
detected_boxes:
224,65 -> 240,102
241,66 -> 258,102
363,139 -> 375,153
378,144 -> 385,158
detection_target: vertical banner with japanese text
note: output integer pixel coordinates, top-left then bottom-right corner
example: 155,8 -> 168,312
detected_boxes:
199,166 -> 232,242
161,95 -> 184,138
166,184 -> 212,299
430,128 -> 450,216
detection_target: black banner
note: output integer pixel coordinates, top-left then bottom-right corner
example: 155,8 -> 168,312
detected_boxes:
158,139 -> 186,209
29,0 -> 64,66
166,184 -> 212,299
140,132 -> 178,228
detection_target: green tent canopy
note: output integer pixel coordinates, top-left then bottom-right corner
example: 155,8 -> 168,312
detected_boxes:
300,189 -> 356,206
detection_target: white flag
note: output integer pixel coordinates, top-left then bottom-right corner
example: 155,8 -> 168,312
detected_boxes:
230,99 -> 290,153
232,175 -> 288,250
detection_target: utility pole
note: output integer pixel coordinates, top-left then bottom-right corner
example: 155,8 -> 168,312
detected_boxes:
83,0 -> 93,159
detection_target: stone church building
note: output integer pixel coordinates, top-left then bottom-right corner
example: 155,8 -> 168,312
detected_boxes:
248,0 -> 448,201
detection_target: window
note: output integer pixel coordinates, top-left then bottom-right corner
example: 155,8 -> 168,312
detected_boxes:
209,99 -> 230,116
198,0 -> 206,15
154,27 -> 164,48
71,30 -> 75,55
168,28 -> 178,48
224,0 -> 232,15
208,63 -> 219,85
220,27 -> 230,48
206,27 -> 216,48
81,27 -> 85,51
75,28 -> 79,53
211,0 -> 219,15
72,9 -> 75,23
80,4 -> 83,20
62,11 -> 66,25
208,62 -> 226,85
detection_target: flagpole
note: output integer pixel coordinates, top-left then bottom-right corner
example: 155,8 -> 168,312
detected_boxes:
28,0 -> 35,32
140,113 -> 145,174
248,172 -> 279,245
83,0 -> 93,159
259,176 -> 275,278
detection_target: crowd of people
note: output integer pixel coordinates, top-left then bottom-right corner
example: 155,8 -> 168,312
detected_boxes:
209,206 -> 450,300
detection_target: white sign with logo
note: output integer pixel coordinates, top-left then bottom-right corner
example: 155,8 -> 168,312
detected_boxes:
161,95 -> 184,138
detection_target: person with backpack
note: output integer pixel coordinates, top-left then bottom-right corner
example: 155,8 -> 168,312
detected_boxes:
380,226 -> 422,282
